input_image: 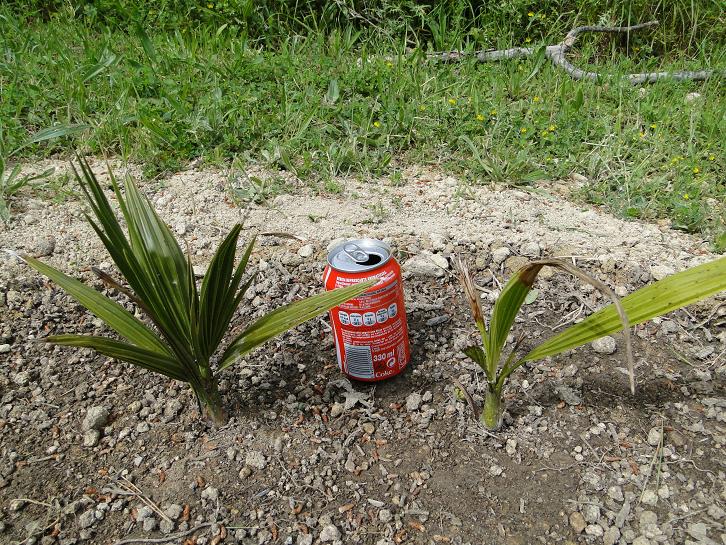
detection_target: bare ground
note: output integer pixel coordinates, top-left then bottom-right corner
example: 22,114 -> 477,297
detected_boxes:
0,161 -> 724,545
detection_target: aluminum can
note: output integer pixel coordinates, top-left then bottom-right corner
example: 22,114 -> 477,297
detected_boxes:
323,239 -> 410,381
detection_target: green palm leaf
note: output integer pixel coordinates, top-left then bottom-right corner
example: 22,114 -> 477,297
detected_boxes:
22,255 -> 168,354
47,335 -> 185,382
523,256 -> 726,362
219,280 -> 376,369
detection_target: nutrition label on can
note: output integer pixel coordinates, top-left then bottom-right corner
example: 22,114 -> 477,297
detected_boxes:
329,273 -> 409,380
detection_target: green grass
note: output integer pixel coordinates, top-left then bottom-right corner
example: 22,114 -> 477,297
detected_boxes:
0,4 -> 724,249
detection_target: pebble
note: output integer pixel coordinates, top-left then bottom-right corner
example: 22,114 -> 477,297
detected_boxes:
77,509 -> 96,529
519,241 -> 540,258
245,450 -> 267,470
585,524 -> 604,537
405,392 -> 422,412
82,406 -> 109,432
639,511 -> 657,527
582,504 -> 600,523
239,467 -> 252,479
569,512 -> 586,534
647,427 -> 662,446
362,423 -> 375,434
603,526 -> 621,545
164,504 -> 183,520
607,485 -> 624,502
297,245 -> 314,258
297,535 -> 313,545
492,247 -> 510,264
378,509 -> 392,523
641,489 -> 658,506
13,371 -> 31,386
489,465 -> 504,477
31,236 -> 56,257
319,524 -> 341,542
632,537 -> 651,545
591,336 -> 617,354
329,403 -> 344,418
201,486 -> 219,502
402,252 -> 447,278
82,430 -> 101,447
650,264 -> 674,281
0,344 -> 10,353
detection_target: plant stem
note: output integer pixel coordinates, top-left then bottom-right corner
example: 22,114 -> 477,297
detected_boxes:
480,386 -> 504,431
194,375 -> 227,426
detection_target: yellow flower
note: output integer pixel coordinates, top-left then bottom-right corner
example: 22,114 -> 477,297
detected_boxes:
386,61 -> 393,68
419,105 -> 426,111
639,132 -> 645,138
692,167 -> 700,174
520,127 -> 528,134
490,109 -> 497,116
528,11 -> 534,17
683,193 -> 690,200
373,121 -> 381,128
448,98 -> 457,105
541,130 -> 549,137
476,114 -> 485,122
525,37 -> 532,43
708,154 -> 715,161
548,124 -> 556,132
207,2 -> 213,7
650,123 -> 656,129
533,96 -> 541,103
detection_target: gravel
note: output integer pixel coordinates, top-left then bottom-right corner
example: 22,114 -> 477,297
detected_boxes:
591,335 -> 617,354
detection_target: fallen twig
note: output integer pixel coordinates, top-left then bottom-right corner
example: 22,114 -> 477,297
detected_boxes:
431,20 -> 724,85
113,523 -> 213,545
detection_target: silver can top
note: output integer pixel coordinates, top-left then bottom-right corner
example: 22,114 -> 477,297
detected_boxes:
327,238 -> 392,273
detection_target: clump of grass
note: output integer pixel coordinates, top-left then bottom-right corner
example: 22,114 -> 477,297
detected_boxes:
20,158 -> 373,425
456,255 -> 726,430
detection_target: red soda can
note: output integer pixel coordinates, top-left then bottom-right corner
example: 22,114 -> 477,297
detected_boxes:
323,239 -> 410,381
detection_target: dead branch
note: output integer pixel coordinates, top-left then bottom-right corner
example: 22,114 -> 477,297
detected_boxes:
431,20 -> 724,85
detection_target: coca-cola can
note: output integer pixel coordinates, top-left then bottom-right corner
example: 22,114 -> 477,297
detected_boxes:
323,239 -> 410,381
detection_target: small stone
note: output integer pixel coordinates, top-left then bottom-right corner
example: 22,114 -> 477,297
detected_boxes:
639,511 -> 657,527
603,526 -> 621,545
519,241 -> 540,258
77,509 -> 96,529
159,519 -> 174,534
297,245 -> 314,258
492,247 -> 510,264
591,336 -> 617,355
201,486 -> 219,502
164,504 -> 183,520
378,509 -> 393,523
82,406 -> 109,431
32,236 -> 56,257
569,512 -> 586,534
632,537 -> 651,545
489,465 -> 503,477
582,504 -> 600,523
245,450 -> 267,470
297,535 -> 313,545
585,524 -> 604,537
239,465 -> 253,479
330,403 -> 344,418
174,222 -> 188,236
650,265 -> 674,281
402,252 -> 447,278
82,430 -> 101,447
607,486 -> 624,502
13,371 -> 30,386
0,344 -> 10,354
143,518 -> 157,532
405,393 -> 422,412
319,524 -> 341,542
136,506 -> 153,522
505,439 -> 517,455
136,422 -> 150,433
686,522 -> 709,540
647,427 -> 662,446
554,384 -> 582,406
362,423 -> 375,434
641,489 -> 658,506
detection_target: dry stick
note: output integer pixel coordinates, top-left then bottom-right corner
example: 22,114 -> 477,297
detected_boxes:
431,20 -> 724,85
453,377 -> 480,420
113,523 -> 213,545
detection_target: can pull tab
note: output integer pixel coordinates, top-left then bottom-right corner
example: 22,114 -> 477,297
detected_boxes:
343,243 -> 369,263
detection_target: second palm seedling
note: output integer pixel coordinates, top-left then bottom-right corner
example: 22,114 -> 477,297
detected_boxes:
456,256 -> 726,430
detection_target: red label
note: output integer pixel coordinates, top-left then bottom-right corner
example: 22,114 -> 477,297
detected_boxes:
324,259 -> 410,381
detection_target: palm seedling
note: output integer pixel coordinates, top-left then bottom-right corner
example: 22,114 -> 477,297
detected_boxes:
20,158 -> 373,425
456,256 -> 726,431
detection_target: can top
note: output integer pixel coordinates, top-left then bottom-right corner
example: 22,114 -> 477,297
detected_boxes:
327,238 -> 392,273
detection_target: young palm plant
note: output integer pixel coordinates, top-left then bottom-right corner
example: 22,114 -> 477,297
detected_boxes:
21,158 -> 374,425
456,256 -> 726,431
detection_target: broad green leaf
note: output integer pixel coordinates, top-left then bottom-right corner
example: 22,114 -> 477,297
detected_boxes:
135,24 -> 157,64
23,255 -> 169,354
524,257 -> 726,362
83,51 -> 119,82
463,345 -> 492,381
47,335 -> 185,382
219,280 -> 376,369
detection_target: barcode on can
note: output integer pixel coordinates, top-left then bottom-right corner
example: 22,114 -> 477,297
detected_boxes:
343,344 -> 374,379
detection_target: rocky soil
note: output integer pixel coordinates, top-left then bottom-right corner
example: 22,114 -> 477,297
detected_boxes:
0,161 -> 724,545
